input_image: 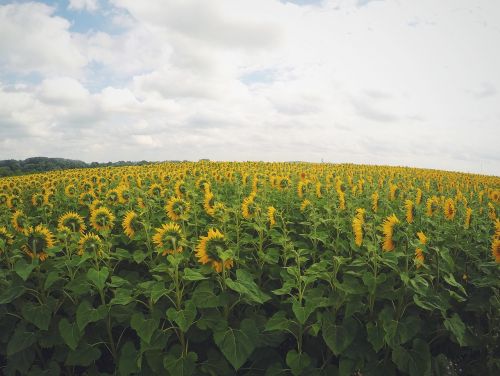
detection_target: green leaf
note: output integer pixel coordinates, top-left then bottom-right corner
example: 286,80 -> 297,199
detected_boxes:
291,299 -> 315,325
21,303 -> 52,331
183,268 -> 207,281
0,282 -> 25,304
58,318 -> 81,351
131,312 -> 159,344
119,341 -> 140,376
87,267 -> 109,291
164,351 -> 198,376
444,313 -> 467,346
391,339 -> 431,376
14,259 -> 36,281
65,342 -> 101,367
110,288 -> 135,305
213,318 -> 258,370
367,322 -> 385,352
322,315 -> 358,355
133,249 -> 146,264
7,327 -> 36,356
286,350 -> 311,376
192,281 -> 222,308
44,271 -> 61,290
76,300 -> 107,331
265,312 -> 293,332
167,301 -> 197,333
225,269 -> 270,304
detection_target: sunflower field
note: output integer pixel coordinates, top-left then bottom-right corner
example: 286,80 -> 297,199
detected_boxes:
0,162 -> 499,376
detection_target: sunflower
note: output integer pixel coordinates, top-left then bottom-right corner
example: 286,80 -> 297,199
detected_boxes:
7,195 -> 21,209
337,191 -> 346,211
352,208 -> 365,247
389,184 -> 399,201
417,231 -> 427,245
79,191 -> 97,206
12,210 -> 29,234
166,197 -> 190,221
415,188 -> 422,205
195,229 -> 233,273
242,193 -> 258,219
106,189 -> 121,205
278,176 -> 291,190
24,224 -> 55,261
78,233 -> 103,256
300,199 -> 311,212
405,200 -> 415,224
464,207 -> 472,229
148,183 -> 163,197
415,248 -> 425,268
492,238 -> 500,263
0,193 -> 8,206
65,184 -> 77,197
122,210 -> 140,239
382,214 -> 399,251
152,223 -> 185,255
495,219 -> 500,239
90,207 -> 115,232
268,206 -> 277,227
118,186 -> 130,204
89,199 -> 105,212
58,212 -> 87,233
426,196 -> 439,217
204,190 -> 215,216
175,181 -> 186,198
31,193 -> 44,207
372,191 -> 379,212
196,177 -> 210,190
488,203 -> 497,220
0,226 -> 14,250
443,198 -> 456,220
297,181 -> 306,198
315,182 -> 325,198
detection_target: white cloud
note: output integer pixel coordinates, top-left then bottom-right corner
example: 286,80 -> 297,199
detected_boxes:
0,3 -> 87,75
68,0 -> 100,12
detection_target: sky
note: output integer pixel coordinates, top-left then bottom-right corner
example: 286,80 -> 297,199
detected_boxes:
0,0 -> 499,175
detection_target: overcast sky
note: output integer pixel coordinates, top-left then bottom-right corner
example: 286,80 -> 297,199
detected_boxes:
0,0 -> 499,175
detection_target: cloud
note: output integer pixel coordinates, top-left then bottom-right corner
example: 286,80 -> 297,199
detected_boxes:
68,0 -> 100,12
0,3 -> 87,75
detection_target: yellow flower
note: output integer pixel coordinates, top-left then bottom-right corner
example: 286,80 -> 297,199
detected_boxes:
426,196 -> 439,217
31,193 -> 44,207
58,212 -> 87,233
12,210 -> 29,234
196,229 -> 233,273
492,238 -> 500,263
405,200 -> 415,224
415,188 -> 422,205
268,206 -> 277,227
122,211 -> 140,239
175,180 -> 186,198
464,207 -> 472,229
242,193 -> 257,219
443,198 -> 456,220
338,191 -> 346,211
65,184 -> 77,197
78,232 -> 103,256
166,196 -> 190,221
488,203 -> 497,220
90,207 -> 115,232
152,223 -> 184,255
315,182 -> 324,198
148,183 -> 163,197
204,190 -> 215,216
24,224 -> 55,261
382,214 -> 399,251
297,181 -> 306,198
352,208 -> 365,247
415,248 -> 424,268
417,231 -> 427,245
300,199 -> 311,212
0,226 -> 14,249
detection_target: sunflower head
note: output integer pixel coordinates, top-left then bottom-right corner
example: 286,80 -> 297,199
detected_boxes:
25,224 -> 55,261
278,177 -> 291,190
492,238 -> 500,263
31,193 -> 44,207
0,226 -> 14,251
464,207 -> 473,229
204,190 -> 215,216
268,206 -> 277,227
79,191 -> 97,206
372,191 -> 379,212
65,184 -> 77,197
166,197 -> 190,221
122,210 -> 141,239
106,189 -> 121,205
300,199 -> 311,212
7,195 -> 22,209
90,207 -> 115,232
382,214 -> 400,251
415,248 -> 425,268
152,223 -> 185,255
242,193 -> 258,219
443,198 -> 456,220
58,212 -> 87,233
405,200 -> 415,224
78,233 -> 103,256
148,183 -> 163,197
12,210 -> 29,234
488,203 -> 497,220
175,181 -> 186,198
195,229 -> 232,273
416,231 -> 427,245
